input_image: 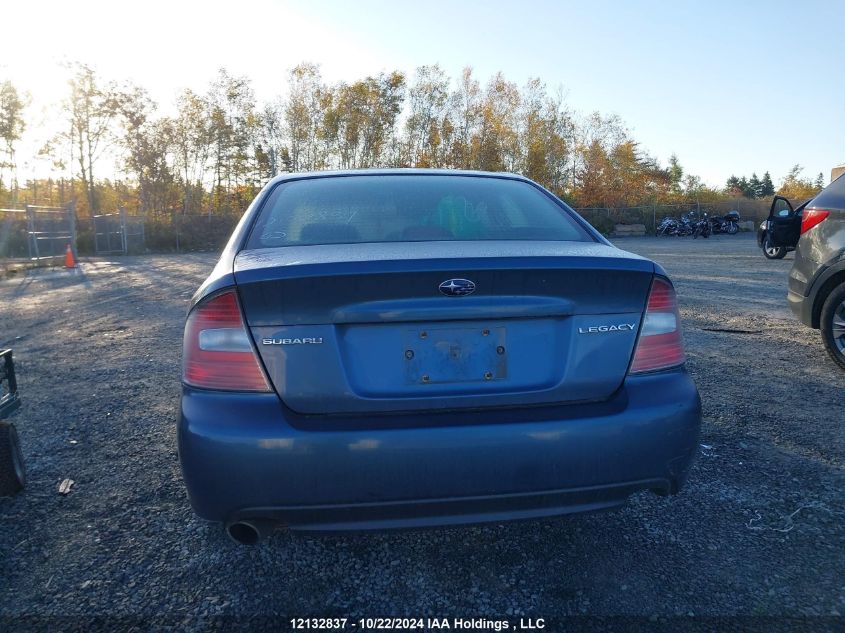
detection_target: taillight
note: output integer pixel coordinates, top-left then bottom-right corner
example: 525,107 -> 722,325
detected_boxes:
629,277 -> 685,374
800,209 -> 830,235
182,289 -> 271,391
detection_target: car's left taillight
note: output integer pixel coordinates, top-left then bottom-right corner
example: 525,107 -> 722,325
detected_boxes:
182,289 -> 271,392
629,277 -> 686,374
800,208 -> 830,235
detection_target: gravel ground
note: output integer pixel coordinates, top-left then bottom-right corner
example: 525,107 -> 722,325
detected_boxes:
0,235 -> 843,628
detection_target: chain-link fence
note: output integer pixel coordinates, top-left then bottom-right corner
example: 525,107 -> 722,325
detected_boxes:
86,209 -> 146,255
77,211 -> 240,254
27,205 -> 76,263
576,199 -> 772,236
1,208 -> 237,260
2,197 -> 779,265
0,209 -> 28,259
139,199 -> 773,249
143,213 -> 240,253
0,204 -> 77,265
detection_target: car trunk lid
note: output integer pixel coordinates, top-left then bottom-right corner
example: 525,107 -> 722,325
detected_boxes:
234,241 -> 654,414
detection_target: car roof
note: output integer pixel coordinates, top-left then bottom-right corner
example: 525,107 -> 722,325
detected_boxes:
263,168 -> 533,188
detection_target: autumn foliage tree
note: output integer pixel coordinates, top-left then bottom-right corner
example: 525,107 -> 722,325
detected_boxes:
777,165 -> 824,200
0,80 -> 26,199
2,61 -> 798,218
65,63 -> 125,213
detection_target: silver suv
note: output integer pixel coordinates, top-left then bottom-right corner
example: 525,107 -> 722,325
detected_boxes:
767,174 -> 845,370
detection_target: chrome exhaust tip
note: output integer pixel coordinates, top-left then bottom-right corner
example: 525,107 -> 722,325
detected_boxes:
225,520 -> 267,545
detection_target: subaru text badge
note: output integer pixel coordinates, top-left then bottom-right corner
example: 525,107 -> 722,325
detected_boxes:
439,278 -> 476,297
261,337 -> 323,345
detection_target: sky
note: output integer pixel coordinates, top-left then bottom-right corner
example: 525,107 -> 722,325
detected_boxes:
2,0 -> 842,187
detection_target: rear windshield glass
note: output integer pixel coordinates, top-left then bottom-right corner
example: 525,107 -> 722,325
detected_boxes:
246,174 -> 591,248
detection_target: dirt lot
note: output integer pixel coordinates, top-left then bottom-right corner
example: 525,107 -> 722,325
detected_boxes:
1,235 -> 843,626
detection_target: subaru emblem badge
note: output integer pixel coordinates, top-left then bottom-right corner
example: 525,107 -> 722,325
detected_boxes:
439,278 -> 476,297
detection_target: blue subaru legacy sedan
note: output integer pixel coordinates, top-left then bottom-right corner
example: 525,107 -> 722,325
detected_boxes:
179,170 -> 701,544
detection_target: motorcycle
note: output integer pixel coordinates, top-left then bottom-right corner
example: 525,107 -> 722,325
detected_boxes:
675,212 -> 697,236
657,211 -> 717,237
656,216 -> 678,236
709,210 -> 740,235
693,213 -> 711,239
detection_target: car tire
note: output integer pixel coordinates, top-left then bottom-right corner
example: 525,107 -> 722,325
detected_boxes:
0,421 -> 26,497
820,283 -> 845,371
763,236 -> 787,259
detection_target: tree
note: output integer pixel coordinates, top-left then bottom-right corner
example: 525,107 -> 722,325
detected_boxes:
518,79 -> 571,194
0,80 -> 26,201
570,113 -> 672,208
725,175 -> 742,196
575,139 -> 610,207
206,69 -> 257,212
10,61 -> 760,223
738,176 -> 750,197
68,64 -> 126,213
815,172 -> 825,190
119,87 -> 179,215
474,72 -> 520,172
405,65 -> 452,167
778,164 -> 820,199
258,101 -> 284,177
747,173 -> 761,199
172,89 -> 212,213
448,67 -> 482,169
683,174 -> 704,199
726,171 -> 775,198
285,63 -> 326,171
322,71 -> 405,169
668,154 -> 684,196
760,171 -> 775,197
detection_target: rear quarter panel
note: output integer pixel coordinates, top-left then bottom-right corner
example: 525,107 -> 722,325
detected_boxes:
790,176 -> 845,325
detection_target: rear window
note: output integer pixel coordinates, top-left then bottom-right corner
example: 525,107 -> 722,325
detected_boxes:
246,174 -> 592,248
810,171 -> 845,211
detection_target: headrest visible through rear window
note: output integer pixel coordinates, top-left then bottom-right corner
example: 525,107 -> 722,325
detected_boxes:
299,223 -> 362,245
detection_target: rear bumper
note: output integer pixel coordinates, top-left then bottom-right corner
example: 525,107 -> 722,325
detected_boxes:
788,288 -> 813,326
788,254 -> 842,328
178,369 -> 701,531
787,250 -> 815,326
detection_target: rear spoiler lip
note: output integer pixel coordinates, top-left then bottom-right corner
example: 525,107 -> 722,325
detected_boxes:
191,253 -> 659,314
188,272 -> 237,313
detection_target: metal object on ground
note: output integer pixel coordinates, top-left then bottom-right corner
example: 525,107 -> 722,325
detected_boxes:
0,350 -> 24,497
0,350 -> 19,419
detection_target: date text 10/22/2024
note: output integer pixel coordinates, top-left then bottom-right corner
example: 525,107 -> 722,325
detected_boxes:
290,617 -> 547,631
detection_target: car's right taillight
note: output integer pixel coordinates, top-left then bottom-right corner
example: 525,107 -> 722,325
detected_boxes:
629,277 -> 685,374
182,289 -> 271,392
800,208 -> 830,235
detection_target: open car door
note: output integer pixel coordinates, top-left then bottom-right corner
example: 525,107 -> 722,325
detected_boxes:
766,196 -> 803,248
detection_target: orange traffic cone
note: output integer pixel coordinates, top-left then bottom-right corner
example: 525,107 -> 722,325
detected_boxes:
64,243 -> 76,268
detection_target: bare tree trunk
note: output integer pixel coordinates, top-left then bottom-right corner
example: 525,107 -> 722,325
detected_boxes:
76,129 -> 91,213
182,149 -> 190,214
